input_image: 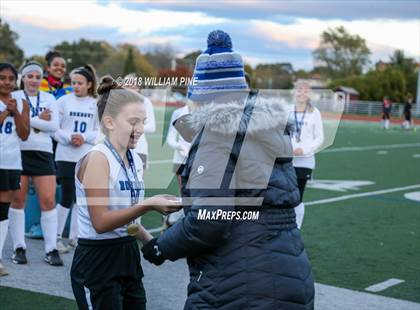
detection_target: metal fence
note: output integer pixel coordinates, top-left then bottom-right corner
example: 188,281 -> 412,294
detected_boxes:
344,100 -> 420,118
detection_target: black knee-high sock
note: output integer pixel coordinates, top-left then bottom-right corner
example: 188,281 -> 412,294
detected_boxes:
0,202 -> 11,260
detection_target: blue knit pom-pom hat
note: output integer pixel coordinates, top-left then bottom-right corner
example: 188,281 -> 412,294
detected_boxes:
188,30 -> 249,102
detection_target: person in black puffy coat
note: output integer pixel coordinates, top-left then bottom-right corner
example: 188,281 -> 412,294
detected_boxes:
142,30 -> 315,310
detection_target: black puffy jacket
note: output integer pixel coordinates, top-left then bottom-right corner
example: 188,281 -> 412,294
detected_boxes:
157,93 -> 315,309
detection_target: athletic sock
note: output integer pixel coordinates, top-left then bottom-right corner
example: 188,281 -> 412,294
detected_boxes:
56,204 -> 70,239
69,204 -> 79,240
295,202 -> 305,229
41,209 -> 58,253
0,220 -> 9,260
8,208 -> 26,250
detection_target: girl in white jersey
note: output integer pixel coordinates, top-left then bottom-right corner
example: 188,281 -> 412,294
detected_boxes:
9,61 -> 61,266
70,76 -> 181,309
54,65 -> 99,253
291,80 -> 324,228
0,63 -> 30,276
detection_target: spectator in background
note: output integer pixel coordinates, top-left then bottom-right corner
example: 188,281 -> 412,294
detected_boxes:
27,51 -> 73,240
290,80 -> 324,229
382,96 -> 392,130
40,51 -> 72,100
54,65 -> 99,256
9,61 -> 59,266
402,94 -> 413,131
0,63 -> 30,276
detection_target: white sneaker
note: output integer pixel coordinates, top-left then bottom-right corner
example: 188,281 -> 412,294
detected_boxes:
0,261 -> 8,276
57,238 -> 69,254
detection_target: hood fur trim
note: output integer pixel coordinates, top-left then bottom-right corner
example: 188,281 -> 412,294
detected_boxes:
189,97 -> 291,135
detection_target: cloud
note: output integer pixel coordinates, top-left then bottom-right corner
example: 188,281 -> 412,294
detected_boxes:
2,0 -> 226,33
2,0 -> 418,71
128,0 -> 420,20
250,18 -> 420,59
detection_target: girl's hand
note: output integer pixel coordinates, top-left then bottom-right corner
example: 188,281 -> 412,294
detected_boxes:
136,225 -> 153,244
293,148 -> 304,156
143,194 -> 182,215
6,98 -> 18,113
39,109 -> 51,121
71,134 -> 85,146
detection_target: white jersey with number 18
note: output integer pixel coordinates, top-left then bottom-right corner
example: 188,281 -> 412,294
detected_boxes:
0,93 -> 24,170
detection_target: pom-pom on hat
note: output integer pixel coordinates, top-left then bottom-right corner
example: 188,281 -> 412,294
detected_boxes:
188,30 -> 248,102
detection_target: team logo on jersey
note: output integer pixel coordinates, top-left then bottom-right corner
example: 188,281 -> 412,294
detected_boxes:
119,180 -> 145,195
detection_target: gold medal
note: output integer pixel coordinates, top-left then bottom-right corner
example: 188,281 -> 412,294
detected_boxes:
127,223 -> 140,236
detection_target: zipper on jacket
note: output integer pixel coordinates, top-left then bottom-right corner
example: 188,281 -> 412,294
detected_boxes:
197,271 -> 203,282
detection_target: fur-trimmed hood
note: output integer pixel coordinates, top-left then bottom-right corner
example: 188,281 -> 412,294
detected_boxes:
188,96 -> 292,136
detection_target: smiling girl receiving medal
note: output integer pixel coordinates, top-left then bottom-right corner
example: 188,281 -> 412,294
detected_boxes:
70,76 -> 181,310
291,80 -> 324,229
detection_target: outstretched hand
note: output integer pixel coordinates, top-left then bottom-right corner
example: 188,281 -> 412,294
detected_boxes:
143,194 -> 182,215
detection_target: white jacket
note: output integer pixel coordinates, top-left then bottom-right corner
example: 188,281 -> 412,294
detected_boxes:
290,106 -> 324,170
166,105 -> 191,164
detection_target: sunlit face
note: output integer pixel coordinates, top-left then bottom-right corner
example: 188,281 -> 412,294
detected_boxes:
0,69 -> 16,95
23,70 -> 42,94
104,102 -> 146,149
47,57 -> 66,79
294,82 -> 311,105
71,74 -> 91,97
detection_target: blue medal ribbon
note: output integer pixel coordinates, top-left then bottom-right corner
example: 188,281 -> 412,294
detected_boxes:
294,104 -> 308,142
24,91 -> 40,118
104,139 -> 141,206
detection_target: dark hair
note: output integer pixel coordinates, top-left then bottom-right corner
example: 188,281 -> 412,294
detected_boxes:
0,63 -> 18,80
19,61 -> 43,89
97,75 -> 144,134
71,64 -> 98,98
45,51 -> 64,66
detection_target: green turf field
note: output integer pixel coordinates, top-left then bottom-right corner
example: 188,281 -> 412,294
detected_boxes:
303,121 -> 420,303
1,108 -> 419,307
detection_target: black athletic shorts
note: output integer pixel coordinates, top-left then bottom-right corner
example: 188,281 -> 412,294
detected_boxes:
56,161 -> 76,179
71,236 -> 146,310
0,169 -> 21,191
294,167 -> 312,201
21,150 -> 56,176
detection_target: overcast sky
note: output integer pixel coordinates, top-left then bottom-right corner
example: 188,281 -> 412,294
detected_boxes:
1,0 -> 419,70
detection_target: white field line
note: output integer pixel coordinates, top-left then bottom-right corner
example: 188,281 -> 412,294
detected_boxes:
148,159 -> 173,165
322,143 -> 420,153
147,143 -> 420,165
306,184 -> 420,206
146,185 -> 420,234
365,279 -> 405,292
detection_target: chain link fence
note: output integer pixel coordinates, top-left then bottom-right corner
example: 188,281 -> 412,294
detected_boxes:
344,100 -> 420,118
